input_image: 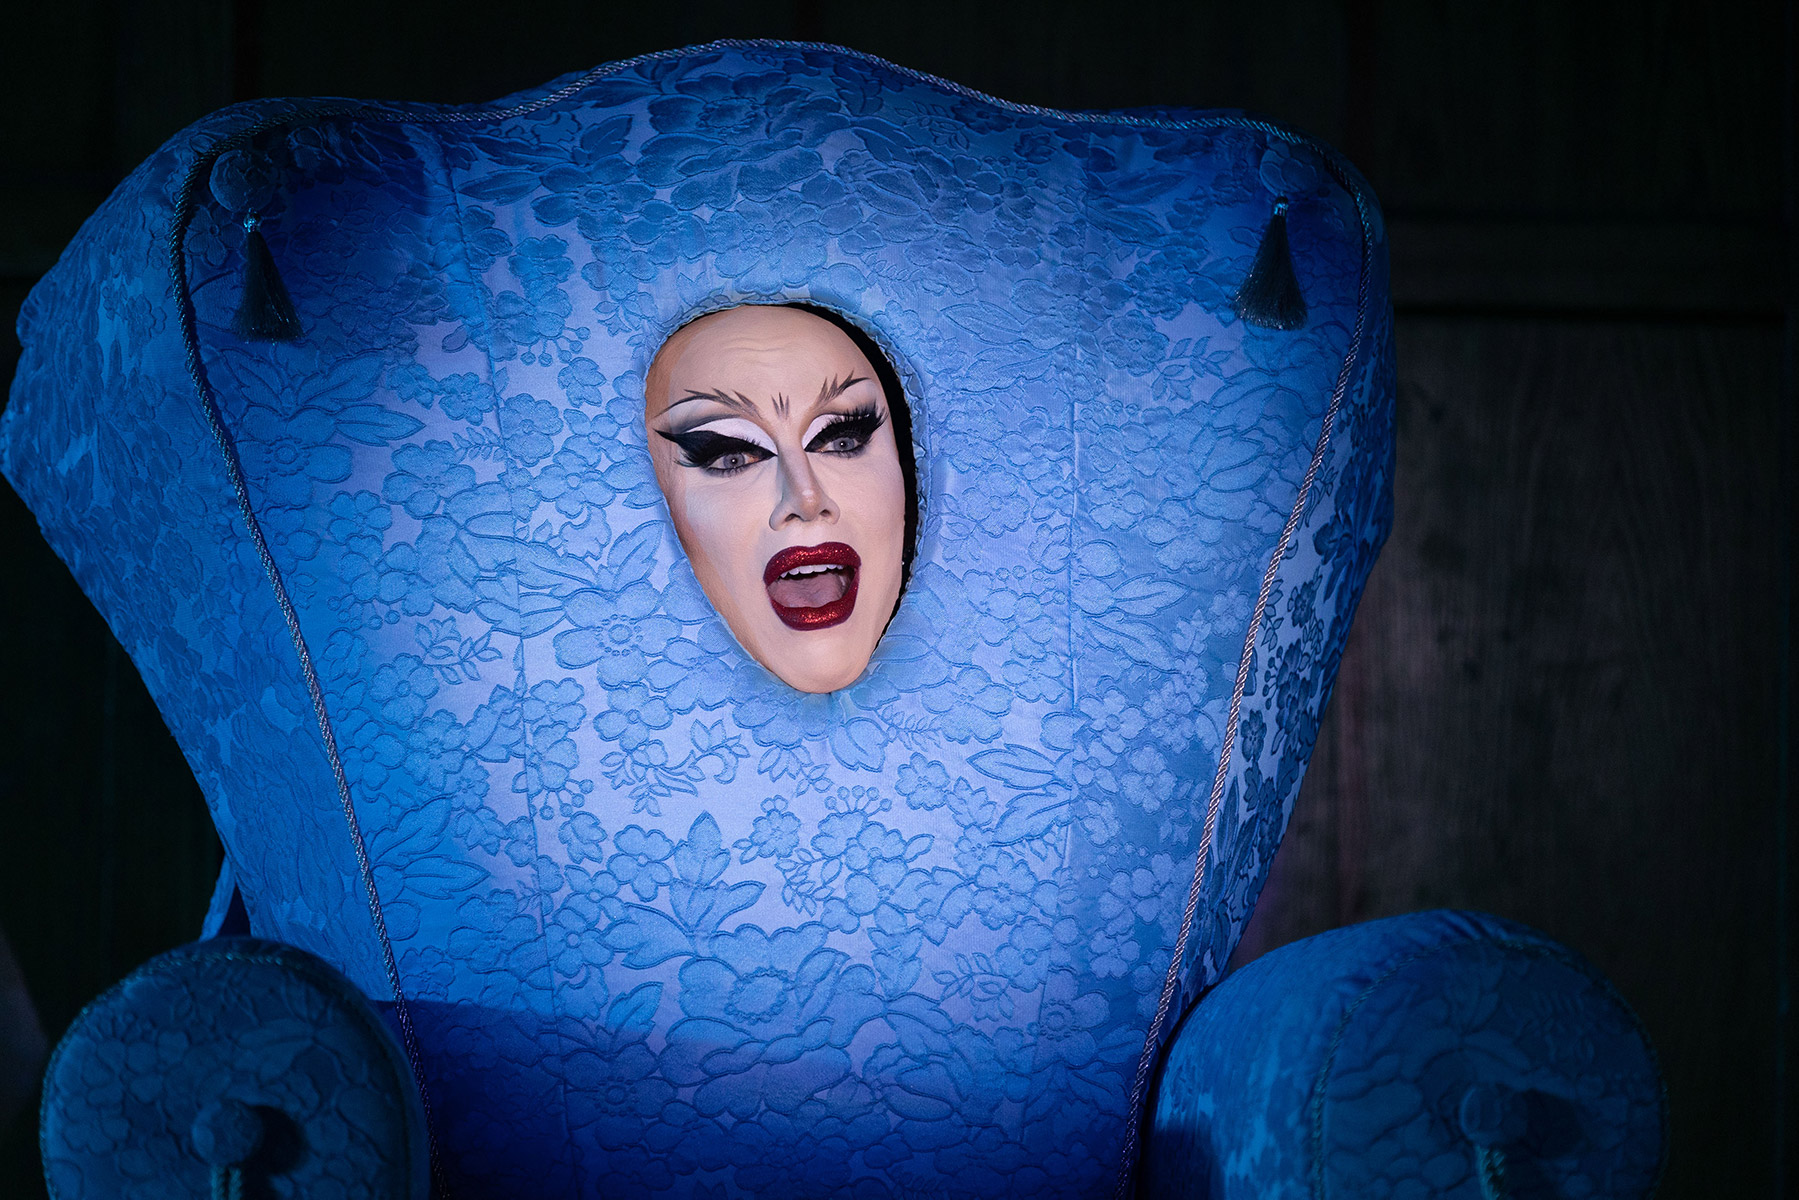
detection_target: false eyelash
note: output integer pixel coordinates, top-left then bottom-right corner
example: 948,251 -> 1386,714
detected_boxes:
657,428 -> 772,472
806,405 -> 885,453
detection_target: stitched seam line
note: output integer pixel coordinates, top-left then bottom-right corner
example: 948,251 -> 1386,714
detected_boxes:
252,40 -> 1359,195
167,108 -> 447,1197
1111,162 -> 1379,1199
439,134 -> 585,1173
365,39 -> 1365,184
1043,115 -> 1090,1152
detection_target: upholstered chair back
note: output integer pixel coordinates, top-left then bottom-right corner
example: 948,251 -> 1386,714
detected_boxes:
2,42 -> 1392,1198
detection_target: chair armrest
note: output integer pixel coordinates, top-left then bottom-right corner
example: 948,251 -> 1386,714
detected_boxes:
1139,910 -> 1664,1199
40,936 -> 429,1200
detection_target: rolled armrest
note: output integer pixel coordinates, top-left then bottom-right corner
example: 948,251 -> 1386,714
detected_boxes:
40,936 -> 428,1200
1140,910 -> 1664,1199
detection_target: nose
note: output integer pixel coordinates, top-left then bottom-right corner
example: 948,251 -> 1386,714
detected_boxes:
769,452 -> 837,529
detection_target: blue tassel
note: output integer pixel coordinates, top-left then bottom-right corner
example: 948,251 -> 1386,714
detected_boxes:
232,212 -> 302,342
1233,198 -> 1307,331
211,1165 -> 245,1200
193,1099 -> 259,1200
1476,1146 -> 1509,1199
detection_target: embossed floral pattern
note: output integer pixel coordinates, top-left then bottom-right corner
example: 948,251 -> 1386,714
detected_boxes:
1,42 -> 1392,1200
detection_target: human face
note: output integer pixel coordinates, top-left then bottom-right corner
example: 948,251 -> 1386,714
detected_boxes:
645,306 -> 907,694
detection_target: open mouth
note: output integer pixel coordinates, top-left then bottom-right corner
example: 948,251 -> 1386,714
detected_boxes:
764,542 -> 861,630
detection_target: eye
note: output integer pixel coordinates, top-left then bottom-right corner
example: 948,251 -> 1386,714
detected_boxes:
804,407 -> 885,456
698,440 -> 768,475
657,426 -> 774,476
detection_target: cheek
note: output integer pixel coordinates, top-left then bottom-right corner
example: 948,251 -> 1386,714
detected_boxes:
672,481 -> 760,583
857,459 -> 908,563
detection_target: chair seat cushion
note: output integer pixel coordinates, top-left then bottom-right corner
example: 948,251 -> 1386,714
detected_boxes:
40,937 -> 429,1200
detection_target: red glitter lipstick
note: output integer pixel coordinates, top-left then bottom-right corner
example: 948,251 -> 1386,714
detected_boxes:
764,542 -> 861,630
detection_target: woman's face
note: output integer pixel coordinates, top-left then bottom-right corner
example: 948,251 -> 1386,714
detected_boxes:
645,306 -> 907,694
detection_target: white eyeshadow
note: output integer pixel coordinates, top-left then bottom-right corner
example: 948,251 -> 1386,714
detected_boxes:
684,416 -> 776,452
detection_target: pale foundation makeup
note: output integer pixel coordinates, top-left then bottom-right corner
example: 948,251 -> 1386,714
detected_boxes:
644,305 -> 909,694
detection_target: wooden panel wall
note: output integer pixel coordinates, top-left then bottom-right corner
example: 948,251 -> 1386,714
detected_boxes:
1222,7 -> 1793,1198
1234,319 -> 1785,1197
0,2 -> 1789,1196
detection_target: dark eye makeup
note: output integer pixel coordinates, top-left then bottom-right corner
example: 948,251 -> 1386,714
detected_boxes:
806,406 -> 885,455
658,428 -> 772,475
657,404 -> 886,477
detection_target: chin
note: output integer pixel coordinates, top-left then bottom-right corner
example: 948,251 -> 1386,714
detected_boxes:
756,626 -> 876,694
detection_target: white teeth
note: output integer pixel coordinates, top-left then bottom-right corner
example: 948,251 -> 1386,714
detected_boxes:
781,564 -> 843,579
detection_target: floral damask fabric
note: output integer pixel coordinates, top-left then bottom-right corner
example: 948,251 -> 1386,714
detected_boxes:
41,938 -> 432,1200
1144,910 -> 1665,1198
2,42 -> 1393,1199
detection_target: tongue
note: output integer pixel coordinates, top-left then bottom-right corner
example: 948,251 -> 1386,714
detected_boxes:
768,569 -> 848,609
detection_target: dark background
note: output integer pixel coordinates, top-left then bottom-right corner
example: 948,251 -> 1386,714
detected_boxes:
0,2 -> 1791,1195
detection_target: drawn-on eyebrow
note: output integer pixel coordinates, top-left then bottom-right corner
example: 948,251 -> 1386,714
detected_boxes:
664,389 -> 759,415
662,376 -> 872,420
815,374 -> 871,407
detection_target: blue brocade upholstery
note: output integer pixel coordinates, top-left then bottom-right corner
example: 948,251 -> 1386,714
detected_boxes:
7,38 -> 1426,1198
40,938 -> 429,1200
1144,911 -> 1666,1198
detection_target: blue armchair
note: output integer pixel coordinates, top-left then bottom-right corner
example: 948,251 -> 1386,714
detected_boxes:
7,41 -> 1662,1198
